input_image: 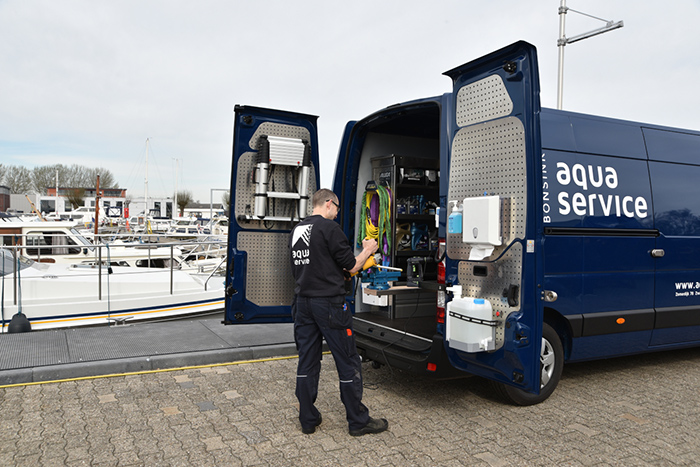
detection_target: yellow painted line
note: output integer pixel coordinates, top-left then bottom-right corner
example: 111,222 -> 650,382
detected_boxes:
0,351 -> 332,389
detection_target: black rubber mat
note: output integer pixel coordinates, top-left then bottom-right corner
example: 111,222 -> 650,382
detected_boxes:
0,331 -> 70,369
65,322 -> 231,362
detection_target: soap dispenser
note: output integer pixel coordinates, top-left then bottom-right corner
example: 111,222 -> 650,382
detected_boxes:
448,200 -> 463,234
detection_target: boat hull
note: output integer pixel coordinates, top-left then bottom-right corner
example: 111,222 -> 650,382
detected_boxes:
0,265 -> 225,331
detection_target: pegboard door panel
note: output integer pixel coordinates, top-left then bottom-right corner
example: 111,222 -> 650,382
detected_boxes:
238,232 -> 295,307
226,106 -> 320,324
446,116 -> 527,261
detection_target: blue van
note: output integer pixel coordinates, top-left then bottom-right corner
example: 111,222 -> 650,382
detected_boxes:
225,41 -> 700,405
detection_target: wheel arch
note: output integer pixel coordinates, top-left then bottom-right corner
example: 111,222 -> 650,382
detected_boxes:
543,306 -> 573,361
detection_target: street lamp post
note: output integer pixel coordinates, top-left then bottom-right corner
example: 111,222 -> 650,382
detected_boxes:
210,188 -> 229,221
557,0 -> 624,109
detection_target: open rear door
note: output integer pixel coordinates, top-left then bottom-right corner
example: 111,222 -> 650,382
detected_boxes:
442,42 -> 544,395
225,106 -> 320,324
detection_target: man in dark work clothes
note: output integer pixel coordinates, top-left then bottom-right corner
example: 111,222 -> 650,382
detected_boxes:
289,188 -> 389,436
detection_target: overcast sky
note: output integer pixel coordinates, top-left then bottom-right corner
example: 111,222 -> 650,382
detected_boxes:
2,1 -> 699,203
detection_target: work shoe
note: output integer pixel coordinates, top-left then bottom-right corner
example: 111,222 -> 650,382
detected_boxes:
349,417 -> 389,437
301,413 -> 322,434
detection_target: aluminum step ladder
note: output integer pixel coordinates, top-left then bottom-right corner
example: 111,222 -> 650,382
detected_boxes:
251,135 -> 312,221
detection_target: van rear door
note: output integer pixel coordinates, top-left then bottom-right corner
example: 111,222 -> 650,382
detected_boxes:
442,41 -> 543,394
225,106 -> 320,324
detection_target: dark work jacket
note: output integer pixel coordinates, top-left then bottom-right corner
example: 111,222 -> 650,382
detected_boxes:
289,215 -> 355,297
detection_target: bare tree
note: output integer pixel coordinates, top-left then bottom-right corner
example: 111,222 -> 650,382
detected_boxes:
31,164 -> 119,194
32,164 -> 62,194
222,190 -> 230,217
4,166 -> 32,193
85,167 -> 117,188
64,164 -> 82,187
65,188 -> 86,209
175,190 -> 193,216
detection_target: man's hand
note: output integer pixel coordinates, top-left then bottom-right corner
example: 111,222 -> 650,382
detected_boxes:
349,238 -> 379,274
362,238 -> 378,254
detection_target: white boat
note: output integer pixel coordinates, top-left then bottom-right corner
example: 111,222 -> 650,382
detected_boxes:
0,217 -> 228,277
0,248 -> 225,331
164,217 -> 209,239
0,219 -> 184,267
64,206 -> 100,226
205,216 -> 229,238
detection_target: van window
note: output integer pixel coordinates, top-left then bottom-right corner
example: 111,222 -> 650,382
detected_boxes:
650,162 -> 700,236
644,128 -> 700,165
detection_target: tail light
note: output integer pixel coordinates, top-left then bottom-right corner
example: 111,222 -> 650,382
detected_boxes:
436,238 -> 446,324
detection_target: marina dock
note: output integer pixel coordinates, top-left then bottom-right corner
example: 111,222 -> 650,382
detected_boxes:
0,316 -> 295,385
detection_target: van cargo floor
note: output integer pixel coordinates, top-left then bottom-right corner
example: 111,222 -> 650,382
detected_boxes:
353,312 -> 436,340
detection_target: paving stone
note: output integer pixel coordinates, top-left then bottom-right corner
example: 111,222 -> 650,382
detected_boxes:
97,393 -> 117,403
161,406 -> 181,415
202,435 -> 227,451
2,348 -> 700,465
196,401 -> 217,412
222,389 -> 239,399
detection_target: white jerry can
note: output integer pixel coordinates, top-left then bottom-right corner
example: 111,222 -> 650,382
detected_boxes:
446,297 -> 496,352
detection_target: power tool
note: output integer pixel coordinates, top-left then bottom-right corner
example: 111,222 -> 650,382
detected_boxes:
406,256 -> 433,287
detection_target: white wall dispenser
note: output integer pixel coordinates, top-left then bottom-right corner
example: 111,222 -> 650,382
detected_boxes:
462,195 -> 501,260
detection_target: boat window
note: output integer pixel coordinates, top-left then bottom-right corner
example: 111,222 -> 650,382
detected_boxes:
136,258 -> 166,268
69,228 -> 94,248
82,260 -> 130,267
26,231 -> 82,255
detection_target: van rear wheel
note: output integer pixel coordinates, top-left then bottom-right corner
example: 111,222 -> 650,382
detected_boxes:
492,323 -> 563,406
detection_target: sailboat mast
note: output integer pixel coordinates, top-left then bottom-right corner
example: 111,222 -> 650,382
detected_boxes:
174,159 -> 178,218
145,138 -> 149,221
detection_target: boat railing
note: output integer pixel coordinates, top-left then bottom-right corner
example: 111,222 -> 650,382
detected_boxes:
204,256 -> 227,291
2,231 -> 226,260
85,231 -> 227,245
0,238 -> 227,302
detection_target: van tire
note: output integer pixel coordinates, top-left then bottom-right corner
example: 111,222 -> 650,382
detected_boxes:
492,323 -> 563,406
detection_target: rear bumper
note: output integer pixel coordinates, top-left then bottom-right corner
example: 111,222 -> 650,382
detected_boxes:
355,331 -> 465,378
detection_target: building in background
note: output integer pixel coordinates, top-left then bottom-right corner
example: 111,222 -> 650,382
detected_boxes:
0,186 -> 9,212
3,187 -> 174,223
42,187 -> 128,219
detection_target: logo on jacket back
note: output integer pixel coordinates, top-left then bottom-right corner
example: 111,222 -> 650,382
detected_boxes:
291,224 -> 312,266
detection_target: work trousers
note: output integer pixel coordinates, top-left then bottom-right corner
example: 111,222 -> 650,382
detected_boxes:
293,295 -> 370,431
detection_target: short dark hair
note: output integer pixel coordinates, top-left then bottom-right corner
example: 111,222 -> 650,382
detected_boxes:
312,188 -> 337,208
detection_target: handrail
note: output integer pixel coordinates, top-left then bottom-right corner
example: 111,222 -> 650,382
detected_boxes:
1,237 -> 227,302
204,256 -> 227,291
170,245 -> 174,295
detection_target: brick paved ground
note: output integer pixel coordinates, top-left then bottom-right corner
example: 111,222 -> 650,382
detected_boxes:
1,346 -> 700,466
